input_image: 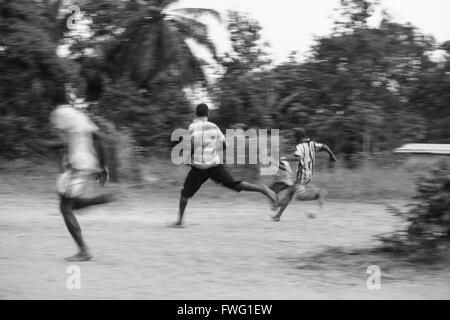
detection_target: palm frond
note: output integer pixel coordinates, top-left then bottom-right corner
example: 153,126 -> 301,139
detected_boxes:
161,22 -> 207,84
97,2 -> 214,88
160,0 -> 179,7
168,15 -> 208,37
169,16 -> 217,59
168,8 -> 221,23
106,16 -> 163,87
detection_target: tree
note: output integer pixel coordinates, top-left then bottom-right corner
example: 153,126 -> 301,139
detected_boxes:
78,0 -> 220,89
56,0 -> 222,149
334,0 -> 378,31
215,11 -> 272,128
408,41 -> 450,142
266,1 -> 439,164
0,0 -> 73,156
94,77 -> 192,148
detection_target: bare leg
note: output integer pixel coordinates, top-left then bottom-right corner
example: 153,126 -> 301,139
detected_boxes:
271,201 -> 290,222
271,187 -> 294,221
295,189 -> 319,201
238,181 -> 278,205
295,185 -> 327,208
59,196 -> 92,261
169,196 -> 188,228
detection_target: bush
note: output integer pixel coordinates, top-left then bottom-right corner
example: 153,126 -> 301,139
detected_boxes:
380,160 -> 450,254
405,160 -> 450,239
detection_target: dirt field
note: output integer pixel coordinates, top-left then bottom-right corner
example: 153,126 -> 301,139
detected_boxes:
1,169 -> 449,300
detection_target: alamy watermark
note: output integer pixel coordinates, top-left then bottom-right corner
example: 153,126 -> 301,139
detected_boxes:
66,5 -> 81,30
366,265 -> 381,290
171,128 -> 280,176
66,265 -> 81,290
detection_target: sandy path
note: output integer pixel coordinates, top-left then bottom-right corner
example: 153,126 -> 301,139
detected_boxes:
0,180 -> 449,300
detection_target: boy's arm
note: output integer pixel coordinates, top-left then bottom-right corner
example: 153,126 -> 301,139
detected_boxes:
319,144 -> 337,162
190,135 -> 195,158
23,138 -> 65,150
21,138 -> 65,160
93,132 -> 109,185
93,133 -> 106,169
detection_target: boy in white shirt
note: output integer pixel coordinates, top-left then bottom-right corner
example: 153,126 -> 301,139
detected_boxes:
25,105 -> 114,261
171,103 -> 278,227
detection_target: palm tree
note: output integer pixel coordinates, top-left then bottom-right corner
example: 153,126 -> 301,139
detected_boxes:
84,0 -> 221,88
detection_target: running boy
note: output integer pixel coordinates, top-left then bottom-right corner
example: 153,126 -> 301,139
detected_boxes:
24,104 -> 115,261
171,103 -> 278,227
271,128 -> 337,221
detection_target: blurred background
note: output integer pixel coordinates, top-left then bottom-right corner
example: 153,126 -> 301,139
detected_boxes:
0,0 -> 449,299
1,0 -> 450,196
1,0 -> 449,162
1,0 -> 449,173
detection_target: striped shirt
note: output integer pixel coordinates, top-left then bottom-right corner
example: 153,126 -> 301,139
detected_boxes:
294,140 -> 323,184
189,117 -> 225,169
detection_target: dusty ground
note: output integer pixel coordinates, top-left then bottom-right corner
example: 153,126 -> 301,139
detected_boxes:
0,170 -> 449,300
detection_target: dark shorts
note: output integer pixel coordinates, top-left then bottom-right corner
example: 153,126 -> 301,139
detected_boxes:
181,165 -> 242,198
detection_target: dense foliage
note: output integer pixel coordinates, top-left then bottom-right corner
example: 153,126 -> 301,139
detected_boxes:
0,0 -> 449,164
0,0 -> 72,156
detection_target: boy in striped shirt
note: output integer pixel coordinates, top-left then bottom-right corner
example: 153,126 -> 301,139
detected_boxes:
271,128 -> 337,221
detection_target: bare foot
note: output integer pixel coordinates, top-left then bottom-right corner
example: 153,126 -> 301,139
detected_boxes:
65,251 -> 93,262
270,215 -> 281,222
168,222 -> 185,228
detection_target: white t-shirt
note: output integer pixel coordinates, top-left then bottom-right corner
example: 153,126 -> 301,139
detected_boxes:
189,117 -> 225,169
50,105 -> 100,171
276,159 -> 295,186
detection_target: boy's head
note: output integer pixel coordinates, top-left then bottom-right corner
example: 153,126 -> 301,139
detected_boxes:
196,103 -> 209,118
293,127 -> 308,143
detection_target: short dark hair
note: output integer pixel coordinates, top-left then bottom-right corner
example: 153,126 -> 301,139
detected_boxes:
293,127 -> 307,142
196,103 -> 209,117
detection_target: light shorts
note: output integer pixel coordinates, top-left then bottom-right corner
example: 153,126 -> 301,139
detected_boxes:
294,183 -> 307,194
56,170 -> 93,198
294,184 -> 320,200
